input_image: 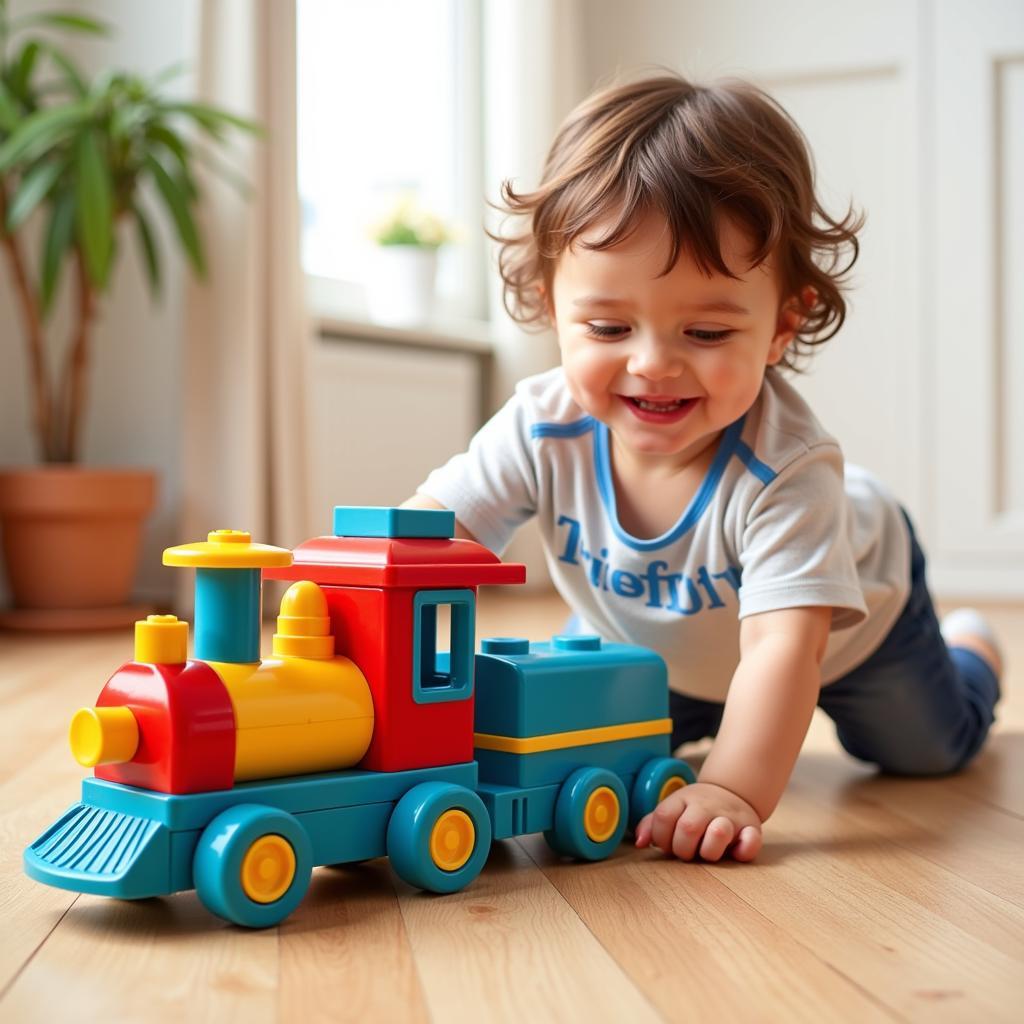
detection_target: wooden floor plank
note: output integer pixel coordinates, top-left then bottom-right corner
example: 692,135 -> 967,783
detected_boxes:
783,774 -> 1024,962
0,633 -> 123,784
518,834 -> 898,1023
941,730 -> 1024,819
709,779 -> 1023,1023
0,638 -> 128,993
789,751 -> 1024,909
395,839 -> 663,1024
280,862 -> 431,1024
2,890 -> 280,1024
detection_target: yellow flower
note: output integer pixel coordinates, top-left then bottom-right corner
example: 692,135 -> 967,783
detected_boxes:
369,193 -> 453,248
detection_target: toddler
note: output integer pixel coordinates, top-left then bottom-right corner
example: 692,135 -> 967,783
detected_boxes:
404,72 -> 1002,862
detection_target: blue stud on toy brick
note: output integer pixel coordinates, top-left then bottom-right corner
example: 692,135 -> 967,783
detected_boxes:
333,505 -> 455,539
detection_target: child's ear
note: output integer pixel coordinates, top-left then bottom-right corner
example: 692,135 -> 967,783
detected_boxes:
537,281 -> 554,318
768,286 -> 816,365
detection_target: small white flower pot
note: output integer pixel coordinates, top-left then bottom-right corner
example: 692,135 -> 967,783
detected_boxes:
365,245 -> 439,326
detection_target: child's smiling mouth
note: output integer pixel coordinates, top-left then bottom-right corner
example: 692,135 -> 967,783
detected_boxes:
620,394 -> 699,424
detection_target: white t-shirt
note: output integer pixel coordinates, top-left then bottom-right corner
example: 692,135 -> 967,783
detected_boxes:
420,366 -> 911,702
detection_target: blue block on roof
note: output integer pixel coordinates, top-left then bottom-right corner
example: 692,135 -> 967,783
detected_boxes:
474,636 -> 668,737
333,505 -> 455,539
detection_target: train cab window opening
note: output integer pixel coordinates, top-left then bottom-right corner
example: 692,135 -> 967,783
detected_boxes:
412,589 -> 475,704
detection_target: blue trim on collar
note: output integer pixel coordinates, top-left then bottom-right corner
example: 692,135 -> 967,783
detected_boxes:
530,416 -> 597,439
594,415 -> 747,551
734,440 -> 776,485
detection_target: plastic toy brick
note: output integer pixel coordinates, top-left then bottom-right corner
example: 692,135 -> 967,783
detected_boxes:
474,634 -> 669,736
164,530 -> 292,664
91,658 -> 236,794
208,655 -> 374,781
333,504 -> 455,539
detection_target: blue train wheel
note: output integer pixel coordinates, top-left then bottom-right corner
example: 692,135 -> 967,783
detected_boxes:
193,804 -> 312,928
386,782 -> 492,894
544,767 -> 628,861
629,757 -> 698,829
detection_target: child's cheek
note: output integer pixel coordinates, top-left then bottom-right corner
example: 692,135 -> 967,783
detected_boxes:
568,348 -> 612,397
706,353 -> 761,408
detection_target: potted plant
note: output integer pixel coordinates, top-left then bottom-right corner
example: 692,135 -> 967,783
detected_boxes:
365,192 -> 452,326
0,4 -> 256,629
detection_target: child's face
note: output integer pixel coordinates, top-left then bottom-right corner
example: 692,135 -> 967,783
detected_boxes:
550,211 -> 802,468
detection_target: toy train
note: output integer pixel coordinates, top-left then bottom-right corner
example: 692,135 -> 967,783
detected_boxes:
24,506 -> 695,927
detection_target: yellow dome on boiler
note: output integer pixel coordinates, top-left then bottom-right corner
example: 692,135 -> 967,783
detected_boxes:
273,581 -> 334,659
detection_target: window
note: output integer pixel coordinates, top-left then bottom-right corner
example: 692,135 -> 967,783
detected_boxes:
412,589 -> 475,704
297,0 -> 485,321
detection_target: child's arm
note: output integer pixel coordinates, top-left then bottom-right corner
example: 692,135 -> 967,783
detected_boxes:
635,605 -> 831,862
400,493 -> 480,543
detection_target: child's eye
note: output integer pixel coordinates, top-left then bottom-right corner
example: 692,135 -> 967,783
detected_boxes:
688,329 -> 732,344
584,323 -> 629,339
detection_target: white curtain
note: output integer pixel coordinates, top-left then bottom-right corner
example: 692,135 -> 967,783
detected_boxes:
179,0 -> 309,609
176,0 -> 587,600
482,0 -> 585,395
482,0 -> 585,581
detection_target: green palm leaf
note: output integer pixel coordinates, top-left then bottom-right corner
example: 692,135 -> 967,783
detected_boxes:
144,152 -> 204,275
5,157 -> 64,229
11,40 -> 40,98
8,12 -> 110,37
0,100 -> 92,171
74,129 -> 113,287
40,189 -> 75,313
132,199 -> 161,297
0,79 -> 17,133
157,100 -> 262,137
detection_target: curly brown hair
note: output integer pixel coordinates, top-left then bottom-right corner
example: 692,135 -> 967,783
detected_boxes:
490,71 -> 864,371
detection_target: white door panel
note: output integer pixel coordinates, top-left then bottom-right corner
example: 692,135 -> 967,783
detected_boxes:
581,0 -> 1024,595
933,0 -> 1024,593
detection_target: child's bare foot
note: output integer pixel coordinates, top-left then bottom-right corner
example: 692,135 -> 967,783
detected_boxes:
940,608 -> 1003,678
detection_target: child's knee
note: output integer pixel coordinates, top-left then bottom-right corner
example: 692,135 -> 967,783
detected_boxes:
836,729 -> 968,777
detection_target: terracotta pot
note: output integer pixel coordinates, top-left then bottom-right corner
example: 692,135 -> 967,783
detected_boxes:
0,466 -> 157,630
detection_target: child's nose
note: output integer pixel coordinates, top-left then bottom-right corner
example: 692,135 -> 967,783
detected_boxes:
626,335 -> 684,380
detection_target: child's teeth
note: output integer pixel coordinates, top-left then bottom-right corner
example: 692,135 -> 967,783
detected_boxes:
636,398 -> 683,411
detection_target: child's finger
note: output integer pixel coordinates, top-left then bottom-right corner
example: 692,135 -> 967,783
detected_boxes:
670,806 -> 711,861
648,793 -> 687,852
634,813 -> 653,847
697,816 -> 736,862
730,825 -> 763,862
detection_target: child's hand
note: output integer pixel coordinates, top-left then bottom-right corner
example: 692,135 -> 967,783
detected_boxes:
634,782 -> 763,862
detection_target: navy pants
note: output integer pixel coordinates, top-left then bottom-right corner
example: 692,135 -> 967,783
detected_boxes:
669,513 -> 1001,775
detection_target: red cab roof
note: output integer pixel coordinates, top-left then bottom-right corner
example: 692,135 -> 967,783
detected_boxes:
263,535 -> 526,589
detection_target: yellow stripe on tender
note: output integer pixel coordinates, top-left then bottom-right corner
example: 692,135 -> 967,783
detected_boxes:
473,718 -> 672,754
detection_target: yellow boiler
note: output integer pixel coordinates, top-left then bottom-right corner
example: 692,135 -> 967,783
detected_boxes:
209,580 -> 375,782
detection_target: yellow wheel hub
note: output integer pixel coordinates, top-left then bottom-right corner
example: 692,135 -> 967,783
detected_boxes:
658,775 -> 687,803
583,786 -> 620,843
240,834 -> 296,903
429,809 -> 475,872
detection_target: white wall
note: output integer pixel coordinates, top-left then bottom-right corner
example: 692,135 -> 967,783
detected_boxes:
0,0 -> 198,605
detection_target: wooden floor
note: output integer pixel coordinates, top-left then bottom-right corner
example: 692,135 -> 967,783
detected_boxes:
1,590 -> 1022,1023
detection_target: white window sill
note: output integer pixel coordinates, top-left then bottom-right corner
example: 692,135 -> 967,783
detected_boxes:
307,273 -> 495,357
315,312 -> 495,358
